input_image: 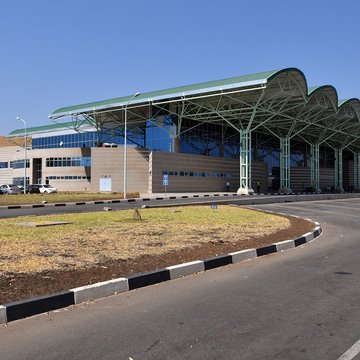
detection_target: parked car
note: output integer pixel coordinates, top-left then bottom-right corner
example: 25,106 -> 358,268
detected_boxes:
0,184 -> 22,195
26,184 -> 40,194
27,184 -> 57,194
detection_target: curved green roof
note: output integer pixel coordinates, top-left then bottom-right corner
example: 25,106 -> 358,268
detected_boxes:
50,68 -> 304,119
8,121 -> 84,136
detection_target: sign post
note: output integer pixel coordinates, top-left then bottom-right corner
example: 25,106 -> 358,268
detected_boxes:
162,174 -> 169,196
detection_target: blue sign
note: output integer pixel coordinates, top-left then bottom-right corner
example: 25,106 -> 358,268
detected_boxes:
163,174 -> 169,186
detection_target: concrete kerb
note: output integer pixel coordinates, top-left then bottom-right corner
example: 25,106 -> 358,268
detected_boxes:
229,249 -> 257,263
1,192 -> 240,210
2,192 -> 360,210
274,239 -> 295,251
71,278 -> 129,304
166,260 -> 205,279
0,306 -> 6,324
0,222 -> 322,325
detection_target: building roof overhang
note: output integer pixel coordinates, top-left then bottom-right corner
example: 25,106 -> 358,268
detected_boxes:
11,67 -> 360,152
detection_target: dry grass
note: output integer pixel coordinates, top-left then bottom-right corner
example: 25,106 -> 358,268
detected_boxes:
0,206 -> 289,275
0,192 -> 139,206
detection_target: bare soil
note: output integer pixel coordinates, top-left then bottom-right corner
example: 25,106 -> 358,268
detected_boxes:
0,214 -> 314,304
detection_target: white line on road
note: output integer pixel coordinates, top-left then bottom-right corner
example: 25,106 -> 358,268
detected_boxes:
337,339 -> 360,360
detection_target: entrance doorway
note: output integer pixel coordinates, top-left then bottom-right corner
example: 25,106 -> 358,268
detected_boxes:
99,176 -> 112,191
32,158 -> 42,184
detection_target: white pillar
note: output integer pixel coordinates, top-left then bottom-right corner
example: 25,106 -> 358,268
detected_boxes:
354,152 -> 360,191
310,144 -> 321,193
334,148 -> 344,193
237,130 -> 253,195
279,137 -> 292,193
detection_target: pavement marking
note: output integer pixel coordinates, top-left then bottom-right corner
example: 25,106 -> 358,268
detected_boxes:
337,339 -> 360,360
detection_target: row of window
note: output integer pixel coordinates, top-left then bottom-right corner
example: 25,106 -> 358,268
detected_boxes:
162,171 -> 232,178
0,162 -> 8,168
13,177 -> 29,186
32,118 -> 176,152
33,132 -> 98,149
46,157 -> 91,167
10,159 -> 30,169
46,176 -> 91,180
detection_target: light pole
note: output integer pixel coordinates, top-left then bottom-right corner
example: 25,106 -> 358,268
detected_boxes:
123,92 -> 140,199
16,117 -> 27,194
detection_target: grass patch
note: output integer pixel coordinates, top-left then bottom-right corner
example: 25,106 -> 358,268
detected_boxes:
0,206 -> 289,275
0,192 -> 139,206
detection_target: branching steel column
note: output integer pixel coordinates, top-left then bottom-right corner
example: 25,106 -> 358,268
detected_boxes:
334,148 -> 344,193
310,144 -> 320,193
354,152 -> 360,191
279,137 -> 292,193
237,130 -> 253,195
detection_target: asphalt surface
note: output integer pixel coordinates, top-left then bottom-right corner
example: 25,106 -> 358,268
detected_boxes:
0,195 -> 240,218
1,197 -> 360,359
0,192 -> 359,218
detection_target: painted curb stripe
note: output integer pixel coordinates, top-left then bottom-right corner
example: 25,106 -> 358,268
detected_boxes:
256,244 -> 277,257
5,291 -> 74,322
128,269 -> 171,290
204,255 -> 232,270
294,236 -> 307,246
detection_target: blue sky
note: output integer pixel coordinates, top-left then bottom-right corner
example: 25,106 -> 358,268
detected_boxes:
1,0 -> 360,135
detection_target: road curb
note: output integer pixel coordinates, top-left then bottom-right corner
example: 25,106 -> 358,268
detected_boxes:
0,193 -> 239,210
2,192 -> 360,210
0,223 -> 322,325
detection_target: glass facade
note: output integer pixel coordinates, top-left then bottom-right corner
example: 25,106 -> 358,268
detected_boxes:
46,176 -> 90,180
46,157 -> 91,167
13,177 -> 29,186
32,132 -> 97,149
10,159 -> 30,169
31,118 -> 176,153
162,170 -> 232,178
145,117 -> 176,152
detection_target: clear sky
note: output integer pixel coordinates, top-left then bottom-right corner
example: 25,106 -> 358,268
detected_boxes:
1,0 -> 360,135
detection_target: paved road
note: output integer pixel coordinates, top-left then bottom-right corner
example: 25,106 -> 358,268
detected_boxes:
0,195 -> 241,218
0,192 -> 359,218
1,198 -> 360,359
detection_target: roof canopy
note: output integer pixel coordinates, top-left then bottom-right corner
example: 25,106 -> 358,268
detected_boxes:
42,67 -> 360,152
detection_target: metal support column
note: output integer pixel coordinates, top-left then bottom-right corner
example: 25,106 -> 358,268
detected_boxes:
354,152 -> 360,191
279,137 -> 292,193
237,130 -> 253,195
310,144 -> 321,193
334,148 -> 344,193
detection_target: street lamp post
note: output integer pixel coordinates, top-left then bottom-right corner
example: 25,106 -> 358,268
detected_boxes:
16,117 -> 27,194
123,92 -> 140,199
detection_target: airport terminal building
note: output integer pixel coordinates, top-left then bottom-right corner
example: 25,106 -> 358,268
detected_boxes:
2,67 -> 360,194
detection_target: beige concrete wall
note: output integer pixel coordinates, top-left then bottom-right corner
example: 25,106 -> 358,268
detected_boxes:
37,148 -> 91,191
0,146 -> 91,190
0,146 -> 22,184
149,151 -> 267,193
289,167 -> 335,192
90,147 -> 149,193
